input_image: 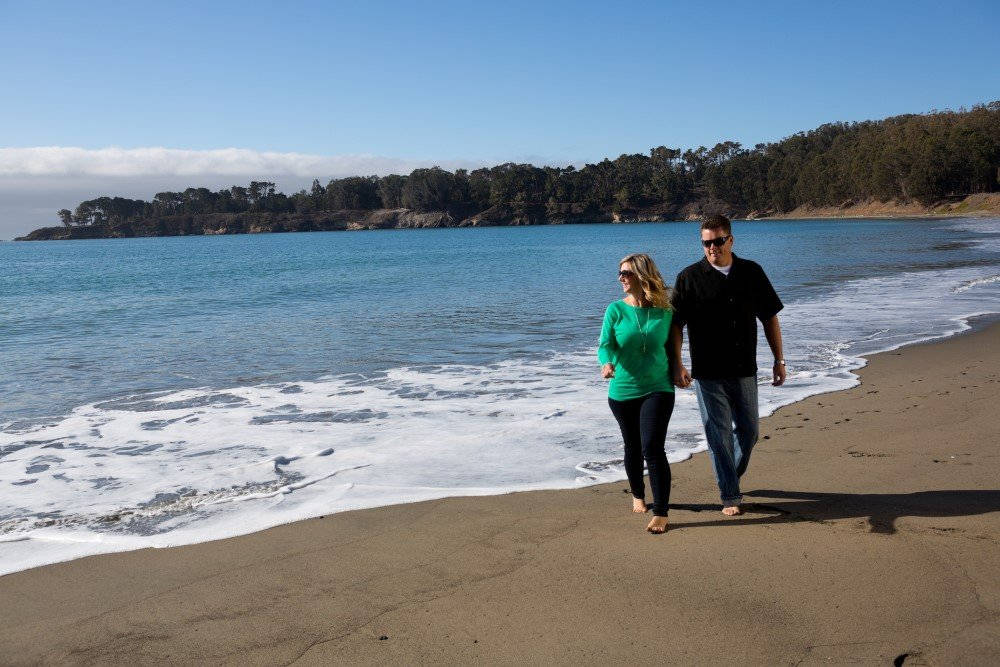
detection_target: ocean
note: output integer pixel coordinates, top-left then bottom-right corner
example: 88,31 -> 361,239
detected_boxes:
2,218 -> 999,575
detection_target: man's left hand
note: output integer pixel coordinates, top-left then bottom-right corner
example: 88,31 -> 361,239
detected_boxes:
772,360 -> 786,386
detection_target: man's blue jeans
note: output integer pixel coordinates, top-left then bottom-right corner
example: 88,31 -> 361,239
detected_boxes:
694,376 -> 759,505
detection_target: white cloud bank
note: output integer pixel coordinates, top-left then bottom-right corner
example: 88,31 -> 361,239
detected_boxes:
0,146 -> 582,238
0,146 -> 499,238
0,146 -> 479,179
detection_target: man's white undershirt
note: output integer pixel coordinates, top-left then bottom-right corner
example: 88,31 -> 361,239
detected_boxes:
711,262 -> 732,276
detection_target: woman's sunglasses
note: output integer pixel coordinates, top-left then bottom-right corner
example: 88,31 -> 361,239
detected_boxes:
701,235 -> 730,248
618,270 -> 636,279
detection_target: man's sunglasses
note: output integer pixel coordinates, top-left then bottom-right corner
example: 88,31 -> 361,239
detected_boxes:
702,235 -> 730,248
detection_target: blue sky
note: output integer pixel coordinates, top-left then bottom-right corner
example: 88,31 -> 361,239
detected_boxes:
1,0 -> 999,237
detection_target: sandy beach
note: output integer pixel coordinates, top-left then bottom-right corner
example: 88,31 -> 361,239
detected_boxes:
760,193 -> 1000,220
2,322 -> 998,665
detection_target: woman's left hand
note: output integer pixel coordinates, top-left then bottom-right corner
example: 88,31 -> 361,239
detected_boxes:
601,363 -> 615,379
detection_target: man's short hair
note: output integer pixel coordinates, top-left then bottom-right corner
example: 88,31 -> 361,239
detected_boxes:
700,214 -> 731,236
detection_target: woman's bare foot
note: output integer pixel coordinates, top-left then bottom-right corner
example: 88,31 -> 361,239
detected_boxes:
632,498 -> 649,513
646,516 -> 668,534
722,505 -> 743,516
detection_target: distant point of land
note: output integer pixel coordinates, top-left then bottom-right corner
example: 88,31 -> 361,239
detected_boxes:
17,102 -> 1000,240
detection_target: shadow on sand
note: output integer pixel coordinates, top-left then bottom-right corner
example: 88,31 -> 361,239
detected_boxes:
669,489 -> 1000,534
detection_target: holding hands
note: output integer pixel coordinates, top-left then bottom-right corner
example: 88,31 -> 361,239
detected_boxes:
601,363 -> 616,379
672,364 -> 692,389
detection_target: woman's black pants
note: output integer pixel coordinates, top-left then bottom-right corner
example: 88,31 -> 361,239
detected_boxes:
608,391 -> 675,517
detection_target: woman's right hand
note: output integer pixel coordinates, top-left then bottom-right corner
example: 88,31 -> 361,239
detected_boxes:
601,363 -> 616,379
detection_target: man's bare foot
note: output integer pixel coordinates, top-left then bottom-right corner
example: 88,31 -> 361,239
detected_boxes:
646,516 -> 668,533
632,498 -> 649,513
722,505 -> 743,516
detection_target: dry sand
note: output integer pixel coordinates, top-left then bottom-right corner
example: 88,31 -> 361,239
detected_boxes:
2,323 -> 999,665
762,193 -> 1000,220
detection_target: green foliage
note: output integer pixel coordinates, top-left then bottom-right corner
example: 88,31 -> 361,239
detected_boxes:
401,167 -> 462,211
58,103 -> 1000,225
377,174 -> 407,209
487,163 -> 548,205
326,176 -> 380,210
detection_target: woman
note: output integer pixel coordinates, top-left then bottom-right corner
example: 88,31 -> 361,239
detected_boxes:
598,253 -> 675,534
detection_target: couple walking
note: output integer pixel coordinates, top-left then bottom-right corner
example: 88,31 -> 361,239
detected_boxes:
598,214 -> 786,534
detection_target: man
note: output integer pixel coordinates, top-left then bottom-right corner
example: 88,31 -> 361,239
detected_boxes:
669,214 -> 786,516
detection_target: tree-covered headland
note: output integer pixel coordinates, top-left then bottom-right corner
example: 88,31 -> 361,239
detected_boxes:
29,103 -> 1000,239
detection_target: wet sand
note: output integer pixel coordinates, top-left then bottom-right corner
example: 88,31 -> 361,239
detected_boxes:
2,322 -> 999,665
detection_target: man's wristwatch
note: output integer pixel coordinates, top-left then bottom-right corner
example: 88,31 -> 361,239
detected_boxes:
773,359 -> 785,366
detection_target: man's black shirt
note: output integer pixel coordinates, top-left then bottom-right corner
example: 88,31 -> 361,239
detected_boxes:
671,255 -> 783,379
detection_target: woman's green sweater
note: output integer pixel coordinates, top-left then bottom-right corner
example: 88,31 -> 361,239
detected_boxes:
598,300 -> 674,401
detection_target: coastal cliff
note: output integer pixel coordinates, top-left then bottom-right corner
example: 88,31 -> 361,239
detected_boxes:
16,103 -> 1000,240
17,193 -> 1000,241
16,202 -> 674,241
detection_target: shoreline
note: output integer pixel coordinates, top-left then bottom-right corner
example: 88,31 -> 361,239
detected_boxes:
2,320 -> 998,663
758,193 -> 1000,221
1,310 -> 996,578
8,209 -> 997,244
13,194 -> 1000,241
758,211 -> 998,221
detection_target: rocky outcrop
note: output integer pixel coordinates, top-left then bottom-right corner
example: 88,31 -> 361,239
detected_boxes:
677,197 -> 743,222
348,209 -> 458,230
17,205 -> 619,240
17,211 -> 360,240
18,193 -> 1000,240
17,225 -> 113,241
461,202 -> 629,226
462,204 -> 547,226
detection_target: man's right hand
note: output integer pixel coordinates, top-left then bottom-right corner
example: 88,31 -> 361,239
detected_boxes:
673,364 -> 692,388
601,363 -> 615,379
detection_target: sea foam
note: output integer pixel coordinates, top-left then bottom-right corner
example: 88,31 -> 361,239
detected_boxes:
2,220 -> 999,575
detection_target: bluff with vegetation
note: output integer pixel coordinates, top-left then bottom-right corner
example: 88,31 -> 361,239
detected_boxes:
19,102 -> 1000,240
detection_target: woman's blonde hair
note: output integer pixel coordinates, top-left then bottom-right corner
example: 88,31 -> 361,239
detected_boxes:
620,253 -> 671,309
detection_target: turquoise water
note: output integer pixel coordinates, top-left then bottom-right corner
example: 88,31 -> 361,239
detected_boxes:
4,219 -> 997,420
1,218 -> 999,574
